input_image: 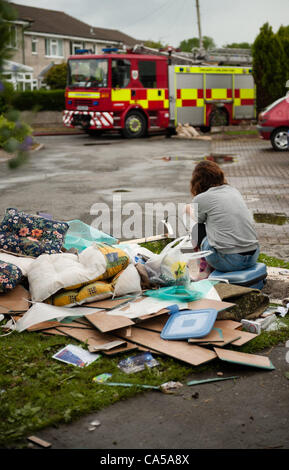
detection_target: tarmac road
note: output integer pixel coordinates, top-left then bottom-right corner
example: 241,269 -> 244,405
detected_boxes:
1,133 -> 289,451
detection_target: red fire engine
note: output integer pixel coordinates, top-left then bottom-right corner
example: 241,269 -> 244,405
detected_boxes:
63,49 -> 255,137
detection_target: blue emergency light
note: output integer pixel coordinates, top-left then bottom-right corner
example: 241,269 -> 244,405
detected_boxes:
102,48 -> 119,53
75,49 -> 92,54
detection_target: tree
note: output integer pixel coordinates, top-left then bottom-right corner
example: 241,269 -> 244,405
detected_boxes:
252,22 -> 287,112
0,0 -> 33,168
276,25 -> 289,86
0,0 -> 16,69
178,36 -> 215,52
44,63 -> 67,89
224,42 -> 251,49
144,40 -> 168,50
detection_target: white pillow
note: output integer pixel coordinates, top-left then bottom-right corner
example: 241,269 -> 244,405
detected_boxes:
27,245 -> 107,302
113,264 -> 142,298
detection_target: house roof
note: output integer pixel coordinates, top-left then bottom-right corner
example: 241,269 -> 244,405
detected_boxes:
10,3 -> 139,46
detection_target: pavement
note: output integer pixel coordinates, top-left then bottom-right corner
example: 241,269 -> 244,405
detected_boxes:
1,132 -> 289,452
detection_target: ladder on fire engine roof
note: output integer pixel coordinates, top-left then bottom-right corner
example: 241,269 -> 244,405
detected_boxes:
130,44 -> 252,67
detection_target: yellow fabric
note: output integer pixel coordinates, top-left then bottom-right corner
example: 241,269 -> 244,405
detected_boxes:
62,244 -> 129,291
52,289 -> 79,307
76,281 -> 112,304
50,280 -> 113,307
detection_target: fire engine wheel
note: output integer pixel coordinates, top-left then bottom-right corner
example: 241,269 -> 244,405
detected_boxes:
123,112 -> 147,138
270,127 -> 289,151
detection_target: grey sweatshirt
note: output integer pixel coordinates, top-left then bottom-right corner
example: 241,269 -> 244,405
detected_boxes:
192,185 -> 259,254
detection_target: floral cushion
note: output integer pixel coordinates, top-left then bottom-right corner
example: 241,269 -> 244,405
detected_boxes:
0,261 -> 23,293
0,208 -> 69,258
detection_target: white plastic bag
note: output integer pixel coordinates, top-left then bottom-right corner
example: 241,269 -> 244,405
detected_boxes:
145,235 -> 212,286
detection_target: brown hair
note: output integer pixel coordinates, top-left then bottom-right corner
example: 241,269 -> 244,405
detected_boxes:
190,160 -> 227,196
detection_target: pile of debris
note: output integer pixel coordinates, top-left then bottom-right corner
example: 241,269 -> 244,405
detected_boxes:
0,207 -> 284,374
175,123 -> 211,141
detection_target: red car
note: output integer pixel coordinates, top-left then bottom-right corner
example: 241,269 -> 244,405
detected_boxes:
257,95 -> 289,151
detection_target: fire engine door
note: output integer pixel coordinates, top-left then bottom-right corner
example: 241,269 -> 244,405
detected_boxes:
172,72 -> 204,126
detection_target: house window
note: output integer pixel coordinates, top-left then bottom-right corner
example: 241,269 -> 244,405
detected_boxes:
32,37 -> 38,54
70,41 -> 84,54
7,25 -> 17,48
45,38 -> 63,57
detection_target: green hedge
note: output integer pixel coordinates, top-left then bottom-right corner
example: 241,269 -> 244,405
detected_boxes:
11,89 -> 65,111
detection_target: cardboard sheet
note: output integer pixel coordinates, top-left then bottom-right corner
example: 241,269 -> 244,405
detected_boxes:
188,327 -> 226,344
198,327 -> 241,347
28,320 -> 94,332
214,347 -> 275,370
230,330 -> 258,346
106,296 -> 189,319
85,309 -> 135,333
56,326 -> 127,352
135,314 -> 169,332
214,320 -> 243,330
0,285 -> 30,312
42,328 -> 68,336
188,298 -> 235,311
116,327 -> 217,366
102,343 -> 138,355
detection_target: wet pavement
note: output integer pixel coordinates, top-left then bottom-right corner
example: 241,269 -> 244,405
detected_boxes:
0,133 -> 289,260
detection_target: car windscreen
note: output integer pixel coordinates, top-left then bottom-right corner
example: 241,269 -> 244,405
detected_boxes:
263,96 -> 286,113
68,59 -> 108,88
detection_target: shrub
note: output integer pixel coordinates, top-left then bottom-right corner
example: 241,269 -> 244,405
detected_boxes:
0,114 -> 33,151
0,81 -> 15,113
12,89 -> 65,111
44,63 -> 67,90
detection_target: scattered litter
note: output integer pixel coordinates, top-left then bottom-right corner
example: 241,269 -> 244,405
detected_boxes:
217,372 -> 223,376
93,381 -> 160,390
92,373 -> 112,383
241,315 -> 277,334
175,123 -> 211,141
276,305 -> 289,317
52,344 -> 101,368
264,319 -> 288,332
88,419 -> 101,431
160,381 -> 183,394
187,376 -> 239,386
27,435 -> 52,448
117,352 -> 159,374
214,347 -> 275,370
191,392 -> 199,399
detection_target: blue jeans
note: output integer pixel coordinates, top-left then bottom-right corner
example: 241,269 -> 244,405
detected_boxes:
201,237 -> 260,272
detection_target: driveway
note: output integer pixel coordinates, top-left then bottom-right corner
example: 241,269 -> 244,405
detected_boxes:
0,133 -> 288,260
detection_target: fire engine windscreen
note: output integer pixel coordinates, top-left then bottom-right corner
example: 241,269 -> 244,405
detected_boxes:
68,59 -> 108,88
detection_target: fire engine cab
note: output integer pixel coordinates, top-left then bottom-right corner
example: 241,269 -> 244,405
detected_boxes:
63,49 -> 255,137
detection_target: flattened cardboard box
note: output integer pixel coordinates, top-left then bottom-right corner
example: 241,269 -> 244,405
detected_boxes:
116,326 -> 217,366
